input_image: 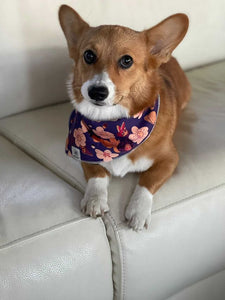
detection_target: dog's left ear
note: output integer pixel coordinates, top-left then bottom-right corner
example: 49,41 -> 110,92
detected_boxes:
145,14 -> 189,65
58,5 -> 89,58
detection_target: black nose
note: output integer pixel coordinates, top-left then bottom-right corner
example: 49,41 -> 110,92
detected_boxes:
88,85 -> 109,101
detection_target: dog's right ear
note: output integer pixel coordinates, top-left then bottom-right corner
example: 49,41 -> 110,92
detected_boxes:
58,5 -> 89,58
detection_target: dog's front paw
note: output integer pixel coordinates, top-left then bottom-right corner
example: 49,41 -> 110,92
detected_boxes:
81,195 -> 109,217
125,185 -> 153,231
81,177 -> 109,218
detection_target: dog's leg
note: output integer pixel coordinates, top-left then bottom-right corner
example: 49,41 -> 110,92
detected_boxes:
81,162 -> 110,217
125,145 -> 179,231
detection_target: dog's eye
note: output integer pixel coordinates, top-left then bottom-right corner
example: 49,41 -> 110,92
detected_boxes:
83,50 -> 97,64
119,55 -> 133,69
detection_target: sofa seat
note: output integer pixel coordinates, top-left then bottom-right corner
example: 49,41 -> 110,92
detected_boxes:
0,136 -> 113,300
1,60 -> 225,300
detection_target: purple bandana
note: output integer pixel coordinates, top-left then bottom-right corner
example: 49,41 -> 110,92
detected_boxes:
66,96 -> 160,163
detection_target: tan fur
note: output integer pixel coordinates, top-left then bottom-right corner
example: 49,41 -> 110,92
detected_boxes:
59,6 -> 191,202
81,162 -> 110,181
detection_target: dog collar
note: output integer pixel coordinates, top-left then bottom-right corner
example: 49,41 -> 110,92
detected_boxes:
66,95 -> 160,163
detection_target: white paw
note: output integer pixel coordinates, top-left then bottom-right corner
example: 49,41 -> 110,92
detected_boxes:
125,185 -> 153,231
81,195 -> 109,217
81,177 -> 109,218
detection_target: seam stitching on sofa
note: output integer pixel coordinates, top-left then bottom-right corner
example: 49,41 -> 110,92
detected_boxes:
111,212 -> 126,300
0,127 -> 85,193
97,217 -> 115,297
104,213 -> 126,300
0,216 -> 90,250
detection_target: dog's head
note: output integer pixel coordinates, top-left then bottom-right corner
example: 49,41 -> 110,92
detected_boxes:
59,5 -> 188,120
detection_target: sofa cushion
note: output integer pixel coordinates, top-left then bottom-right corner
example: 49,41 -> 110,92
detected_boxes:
0,136 -> 83,246
104,184 -> 225,300
0,103 -> 86,192
0,136 -> 113,299
0,217 -> 113,300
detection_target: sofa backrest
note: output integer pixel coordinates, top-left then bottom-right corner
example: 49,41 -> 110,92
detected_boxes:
1,0 -> 225,118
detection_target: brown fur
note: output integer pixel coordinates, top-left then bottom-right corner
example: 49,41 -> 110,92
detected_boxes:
59,5 -> 191,196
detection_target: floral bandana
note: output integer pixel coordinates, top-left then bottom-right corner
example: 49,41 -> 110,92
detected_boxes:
66,96 -> 160,163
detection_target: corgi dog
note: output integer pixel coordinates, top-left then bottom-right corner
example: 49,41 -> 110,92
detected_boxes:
59,5 -> 191,231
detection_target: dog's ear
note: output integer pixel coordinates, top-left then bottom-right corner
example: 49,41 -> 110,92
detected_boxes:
145,14 -> 189,65
58,5 -> 89,58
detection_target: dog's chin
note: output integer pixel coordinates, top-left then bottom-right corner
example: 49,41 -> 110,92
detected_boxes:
72,98 -> 129,121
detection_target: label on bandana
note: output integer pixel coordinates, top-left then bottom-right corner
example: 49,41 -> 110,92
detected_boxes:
65,96 -> 160,163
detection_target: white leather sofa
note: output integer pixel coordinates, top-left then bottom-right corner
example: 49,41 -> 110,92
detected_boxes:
1,1 -> 225,299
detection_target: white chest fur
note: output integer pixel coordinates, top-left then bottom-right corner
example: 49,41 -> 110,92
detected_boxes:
100,155 -> 154,177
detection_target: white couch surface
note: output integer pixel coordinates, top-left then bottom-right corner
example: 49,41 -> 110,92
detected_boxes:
0,136 -> 83,244
0,136 -> 113,300
1,0 -> 225,118
1,60 -> 225,299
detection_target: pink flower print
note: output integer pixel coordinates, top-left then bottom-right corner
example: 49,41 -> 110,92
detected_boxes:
95,149 -> 119,162
74,128 -> 86,148
129,126 -> 149,144
93,126 -> 115,139
133,109 -> 145,119
144,111 -> 157,124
